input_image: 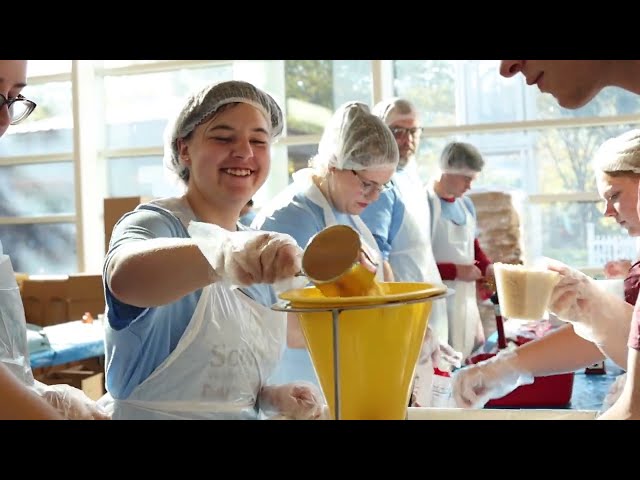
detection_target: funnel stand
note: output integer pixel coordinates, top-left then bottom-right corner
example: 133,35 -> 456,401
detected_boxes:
332,309 -> 341,420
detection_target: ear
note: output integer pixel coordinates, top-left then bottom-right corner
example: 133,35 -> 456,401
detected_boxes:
177,138 -> 191,166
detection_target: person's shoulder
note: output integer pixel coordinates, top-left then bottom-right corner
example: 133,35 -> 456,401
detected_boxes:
111,197 -> 187,241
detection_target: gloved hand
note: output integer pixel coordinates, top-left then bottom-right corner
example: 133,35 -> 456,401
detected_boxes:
547,258 -> 630,347
602,373 -> 626,413
259,382 -> 325,420
34,381 -> 111,420
188,221 -> 302,286
452,350 -> 534,409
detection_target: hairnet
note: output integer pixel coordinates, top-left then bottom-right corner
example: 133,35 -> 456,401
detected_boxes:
163,80 -> 284,184
593,129 -> 640,175
310,102 -> 399,173
372,97 -> 418,125
439,141 -> 484,176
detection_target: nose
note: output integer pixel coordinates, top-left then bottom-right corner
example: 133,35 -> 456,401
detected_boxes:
233,137 -> 254,158
499,60 -> 524,78
0,102 -> 10,130
603,200 -> 616,217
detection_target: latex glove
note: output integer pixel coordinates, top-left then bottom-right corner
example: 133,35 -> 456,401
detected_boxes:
188,221 -> 302,287
34,381 -> 111,420
547,258 -> 630,347
602,373 -> 626,413
421,327 -> 463,369
259,382 -> 325,420
452,350 -> 534,409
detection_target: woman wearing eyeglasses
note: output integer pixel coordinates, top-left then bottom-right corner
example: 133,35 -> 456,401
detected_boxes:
252,101 -> 398,387
0,60 -> 109,420
428,141 -> 493,360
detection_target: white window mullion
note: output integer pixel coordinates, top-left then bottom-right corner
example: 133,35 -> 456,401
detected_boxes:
72,60 -> 104,273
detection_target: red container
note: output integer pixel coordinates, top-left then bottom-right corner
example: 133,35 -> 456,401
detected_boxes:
467,351 -> 575,408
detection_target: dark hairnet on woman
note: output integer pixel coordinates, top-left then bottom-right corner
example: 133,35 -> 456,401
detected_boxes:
427,141 -> 493,359
101,80 -> 324,420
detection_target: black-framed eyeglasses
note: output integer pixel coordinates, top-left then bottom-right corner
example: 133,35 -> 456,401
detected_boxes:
351,170 -> 391,195
389,126 -> 422,138
0,93 -> 37,125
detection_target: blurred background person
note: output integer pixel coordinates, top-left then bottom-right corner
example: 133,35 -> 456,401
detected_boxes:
428,141 -> 493,359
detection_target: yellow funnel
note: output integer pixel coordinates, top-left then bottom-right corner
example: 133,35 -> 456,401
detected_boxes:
278,282 -> 446,420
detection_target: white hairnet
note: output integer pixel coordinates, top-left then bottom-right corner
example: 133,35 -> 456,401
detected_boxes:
439,141 -> 484,176
372,97 -> 417,124
593,129 -> 640,175
310,102 -> 399,173
163,80 -> 284,184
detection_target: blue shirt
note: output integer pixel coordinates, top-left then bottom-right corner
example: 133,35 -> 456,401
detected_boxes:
103,202 -> 276,399
359,174 -> 405,261
427,194 -> 477,227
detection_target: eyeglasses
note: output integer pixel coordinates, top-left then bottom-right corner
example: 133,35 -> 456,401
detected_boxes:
0,93 -> 37,125
389,126 -> 422,138
351,170 -> 391,195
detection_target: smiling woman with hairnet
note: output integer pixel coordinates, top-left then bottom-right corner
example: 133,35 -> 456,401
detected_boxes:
101,80 -> 325,420
252,101 -> 399,387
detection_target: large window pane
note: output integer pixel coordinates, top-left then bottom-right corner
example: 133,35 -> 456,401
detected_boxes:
0,162 -> 75,216
393,60 -> 640,127
525,202 -> 635,269
98,60 -> 169,69
0,223 -> 76,274
27,61 -> 72,77
0,81 -> 73,156
103,65 -> 233,150
108,156 -> 184,198
287,144 -> 318,181
285,61 -> 371,136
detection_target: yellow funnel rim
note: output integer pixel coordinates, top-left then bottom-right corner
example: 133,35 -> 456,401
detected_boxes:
278,281 -> 447,308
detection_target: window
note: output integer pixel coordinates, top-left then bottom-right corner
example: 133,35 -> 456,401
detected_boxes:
4,60 -> 638,275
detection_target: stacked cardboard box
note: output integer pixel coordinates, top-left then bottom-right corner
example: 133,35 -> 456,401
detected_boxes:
21,274 -> 105,327
468,190 -> 523,339
467,190 -> 522,265
104,196 -> 153,252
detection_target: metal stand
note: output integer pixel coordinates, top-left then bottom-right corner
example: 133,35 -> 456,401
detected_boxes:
272,291 -> 451,420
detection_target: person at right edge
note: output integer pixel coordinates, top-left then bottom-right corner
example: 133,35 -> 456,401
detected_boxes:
427,141 -> 493,361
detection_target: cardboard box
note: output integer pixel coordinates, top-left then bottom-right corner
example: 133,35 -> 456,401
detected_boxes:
104,196 -> 153,252
21,274 -> 105,327
39,366 -> 105,401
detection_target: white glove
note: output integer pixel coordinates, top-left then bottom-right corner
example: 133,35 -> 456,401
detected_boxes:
602,373 -> 626,413
188,221 -> 302,287
33,381 -> 111,420
452,350 -> 534,409
259,382 -> 325,420
547,258 -> 630,347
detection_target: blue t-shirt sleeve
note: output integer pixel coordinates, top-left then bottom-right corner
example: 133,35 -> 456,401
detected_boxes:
256,203 -> 324,250
360,189 -> 395,261
103,207 -> 183,330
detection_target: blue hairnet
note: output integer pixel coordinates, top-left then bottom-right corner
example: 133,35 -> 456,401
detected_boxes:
163,80 -> 284,184
310,102 -> 398,173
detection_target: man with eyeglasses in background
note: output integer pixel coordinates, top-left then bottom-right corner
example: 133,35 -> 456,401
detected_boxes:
360,98 -> 462,407
0,60 -> 109,419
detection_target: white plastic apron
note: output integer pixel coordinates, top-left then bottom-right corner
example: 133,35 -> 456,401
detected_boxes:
389,166 -> 448,344
107,196 -> 287,420
430,192 -> 481,359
